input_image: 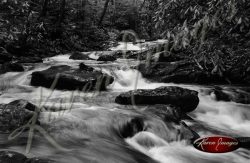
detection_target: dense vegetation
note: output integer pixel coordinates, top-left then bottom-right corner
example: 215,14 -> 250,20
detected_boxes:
1,0 -> 250,79
0,0 -> 144,57
145,0 -> 250,77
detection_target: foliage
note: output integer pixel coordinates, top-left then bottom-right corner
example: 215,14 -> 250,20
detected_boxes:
148,0 -> 250,76
0,0 -> 145,56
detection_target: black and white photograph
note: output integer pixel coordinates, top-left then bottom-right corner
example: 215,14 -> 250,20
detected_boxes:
0,0 -> 250,162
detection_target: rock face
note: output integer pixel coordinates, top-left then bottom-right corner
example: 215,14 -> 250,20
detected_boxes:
31,65 -> 114,91
69,51 -> 92,60
0,151 -> 55,163
138,61 -> 227,84
115,86 -> 199,112
97,55 -> 116,62
0,62 -> 24,74
0,100 -> 38,133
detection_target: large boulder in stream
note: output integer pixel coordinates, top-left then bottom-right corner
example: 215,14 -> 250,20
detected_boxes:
31,65 -> 114,91
138,60 -> 227,84
0,100 -> 39,133
0,151 -> 55,163
69,51 -> 92,60
97,55 -> 116,62
202,86 -> 250,104
115,86 -> 199,113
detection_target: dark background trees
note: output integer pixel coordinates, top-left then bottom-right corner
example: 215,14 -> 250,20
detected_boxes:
0,0 -> 145,57
0,0 -> 250,77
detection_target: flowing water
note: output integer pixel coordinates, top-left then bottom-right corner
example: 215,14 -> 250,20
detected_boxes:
0,53 -> 250,163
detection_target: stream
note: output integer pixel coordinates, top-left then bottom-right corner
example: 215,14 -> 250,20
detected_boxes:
0,49 -> 250,163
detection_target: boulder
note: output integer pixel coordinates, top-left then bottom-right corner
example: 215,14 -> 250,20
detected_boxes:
138,60 -> 227,84
0,100 -> 39,133
79,63 -> 94,71
69,51 -> 92,60
0,62 -> 24,74
115,86 -> 199,112
97,55 -> 116,62
31,65 -> 114,91
204,87 -> 250,104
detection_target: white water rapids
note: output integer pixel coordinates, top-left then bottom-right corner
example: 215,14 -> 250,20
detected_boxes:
0,53 -> 250,163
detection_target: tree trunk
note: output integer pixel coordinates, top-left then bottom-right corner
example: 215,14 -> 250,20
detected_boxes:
40,0 -> 49,18
57,0 -> 66,26
98,0 -> 111,26
55,0 -> 66,37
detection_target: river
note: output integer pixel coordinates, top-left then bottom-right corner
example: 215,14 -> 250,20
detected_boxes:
0,50 -> 250,163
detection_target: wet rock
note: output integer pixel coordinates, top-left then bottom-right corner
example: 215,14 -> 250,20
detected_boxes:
69,51 -> 92,60
97,55 -> 116,62
205,87 -> 250,104
79,63 -> 94,71
0,151 -> 27,163
0,100 -> 38,133
31,65 -> 114,91
16,56 -> 43,63
138,61 -> 227,84
115,86 -> 199,113
145,105 -> 182,123
0,48 -> 12,64
112,51 -> 135,59
0,62 -> 24,74
119,117 -> 144,138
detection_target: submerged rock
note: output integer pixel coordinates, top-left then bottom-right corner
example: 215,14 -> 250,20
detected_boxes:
0,151 -> 55,163
115,86 -> 199,112
119,117 -> 144,138
0,62 -> 24,74
145,105 -> 182,123
0,151 -> 27,163
25,158 -> 56,163
31,65 -> 114,91
0,100 -> 38,133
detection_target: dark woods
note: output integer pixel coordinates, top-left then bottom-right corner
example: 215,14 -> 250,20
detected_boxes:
0,0 -> 250,82
0,0 -> 145,57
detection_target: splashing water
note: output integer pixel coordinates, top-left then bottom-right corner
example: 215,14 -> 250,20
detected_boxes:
0,54 -> 249,163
